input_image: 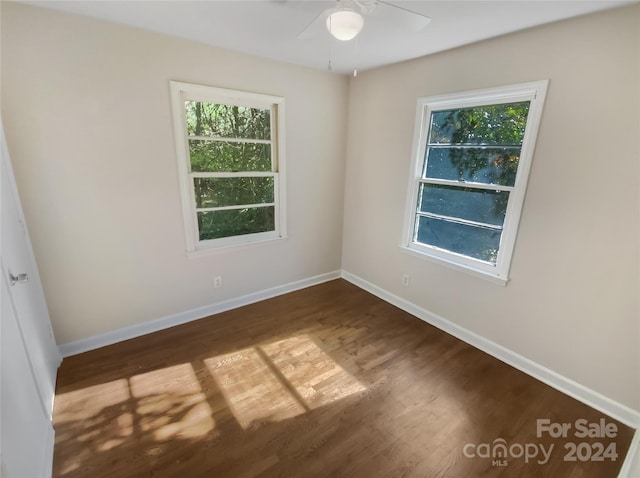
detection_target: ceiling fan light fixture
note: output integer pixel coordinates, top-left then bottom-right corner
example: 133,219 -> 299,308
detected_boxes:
326,9 -> 364,41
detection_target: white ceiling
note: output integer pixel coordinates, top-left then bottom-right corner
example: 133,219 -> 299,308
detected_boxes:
22,0 -> 635,75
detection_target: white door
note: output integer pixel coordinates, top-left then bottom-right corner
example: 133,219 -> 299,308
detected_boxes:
1,274 -> 56,478
1,120 -> 61,476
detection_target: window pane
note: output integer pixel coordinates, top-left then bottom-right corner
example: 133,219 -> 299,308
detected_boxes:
424,147 -> 520,186
185,102 -> 270,140
189,140 -> 271,172
429,101 -> 530,145
419,184 -> 508,227
194,177 -> 274,208
416,216 -> 501,264
198,207 -> 275,240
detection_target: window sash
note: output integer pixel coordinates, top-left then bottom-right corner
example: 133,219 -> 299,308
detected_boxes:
188,172 -> 279,241
186,104 -> 276,174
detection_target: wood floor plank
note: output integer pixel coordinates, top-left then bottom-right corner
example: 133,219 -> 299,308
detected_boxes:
52,279 -> 634,477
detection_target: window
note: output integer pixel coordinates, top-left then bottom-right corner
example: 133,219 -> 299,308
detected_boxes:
402,81 -> 548,284
170,81 -> 286,253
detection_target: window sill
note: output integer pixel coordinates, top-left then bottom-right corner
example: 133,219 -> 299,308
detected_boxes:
187,234 -> 287,258
399,245 -> 509,286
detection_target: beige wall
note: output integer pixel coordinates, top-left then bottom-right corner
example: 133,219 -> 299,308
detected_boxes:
0,3 -> 349,343
342,5 -> 640,411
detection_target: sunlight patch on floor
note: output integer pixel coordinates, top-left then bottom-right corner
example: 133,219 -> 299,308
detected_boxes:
262,335 -> 366,408
206,348 -> 307,428
129,363 -> 216,441
54,378 -> 133,474
205,334 -> 365,429
54,363 -> 217,476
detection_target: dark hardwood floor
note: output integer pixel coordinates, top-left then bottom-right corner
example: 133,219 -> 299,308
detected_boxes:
52,279 -> 634,477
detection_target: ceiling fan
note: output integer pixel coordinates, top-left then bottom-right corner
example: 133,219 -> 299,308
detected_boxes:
298,0 -> 431,42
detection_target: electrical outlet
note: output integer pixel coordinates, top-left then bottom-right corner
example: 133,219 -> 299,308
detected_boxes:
401,274 -> 410,287
214,276 -> 223,289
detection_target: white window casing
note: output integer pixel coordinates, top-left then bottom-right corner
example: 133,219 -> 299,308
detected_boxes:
401,81 -> 549,285
170,81 -> 287,255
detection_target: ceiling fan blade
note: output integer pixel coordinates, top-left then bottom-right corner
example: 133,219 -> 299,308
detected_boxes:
369,1 -> 431,32
297,8 -> 332,40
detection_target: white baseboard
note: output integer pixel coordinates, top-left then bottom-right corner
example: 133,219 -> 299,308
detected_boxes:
341,271 -> 640,430
58,270 -> 342,357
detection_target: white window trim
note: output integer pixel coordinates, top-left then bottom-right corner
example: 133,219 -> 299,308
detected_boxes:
170,81 -> 287,255
401,80 -> 549,285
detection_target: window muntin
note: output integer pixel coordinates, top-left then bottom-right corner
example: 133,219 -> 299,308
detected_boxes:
171,82 -> 286,252
403,82 -> 548,283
